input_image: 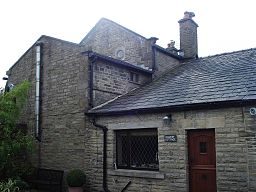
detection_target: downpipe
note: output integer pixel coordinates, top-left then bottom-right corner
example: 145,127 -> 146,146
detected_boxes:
91,118 -> 131,192
35,42 -> 42,168
35,42 -> 42,141
88,52 -> 97,109
86,51 -> 110,191
92,118 -> 110,192
87,51 -> 131,192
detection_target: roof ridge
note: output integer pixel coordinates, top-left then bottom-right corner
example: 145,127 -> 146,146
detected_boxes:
80,18 -> 148,44
40,35 -> 80,46
199,47 -> 256,59
99,18 -> 148,40
9,35 -> 83,71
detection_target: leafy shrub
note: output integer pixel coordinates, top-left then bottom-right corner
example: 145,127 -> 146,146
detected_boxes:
14,179 -> 29,190
0,179 -> 19,192
66,169 -> 86,187
0,81 -> 34,180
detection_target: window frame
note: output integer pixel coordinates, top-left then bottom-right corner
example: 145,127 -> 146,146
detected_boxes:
115,128 -> 159,171
129,72 -> 140,84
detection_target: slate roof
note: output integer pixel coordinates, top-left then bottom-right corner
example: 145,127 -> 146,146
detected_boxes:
88,48 -> 256,115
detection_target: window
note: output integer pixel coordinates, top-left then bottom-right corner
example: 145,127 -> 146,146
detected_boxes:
199,142 -> 207,154
116,129 -> 159,170
130,72 -> 139,83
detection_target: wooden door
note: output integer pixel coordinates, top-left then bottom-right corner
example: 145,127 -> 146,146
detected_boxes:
188,129 -> 216,192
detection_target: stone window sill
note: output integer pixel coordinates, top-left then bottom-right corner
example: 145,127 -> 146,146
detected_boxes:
109,169 -> 165,180
128,80 -> 141,85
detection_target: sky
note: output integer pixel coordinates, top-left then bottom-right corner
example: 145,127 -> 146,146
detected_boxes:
0,0 -> 256,88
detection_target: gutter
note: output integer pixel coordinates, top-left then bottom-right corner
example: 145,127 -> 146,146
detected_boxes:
87,99 -> 256,117
83,51 -> 153,74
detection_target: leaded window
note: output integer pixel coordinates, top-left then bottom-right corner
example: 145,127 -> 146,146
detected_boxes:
129,72 -> 139,83
116,128 -> 158,170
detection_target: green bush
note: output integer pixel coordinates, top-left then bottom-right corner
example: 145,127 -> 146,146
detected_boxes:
66,169 -> 86,187
0,81 -> 35,180
0,179 -> 19,192
14,179 -> 29,190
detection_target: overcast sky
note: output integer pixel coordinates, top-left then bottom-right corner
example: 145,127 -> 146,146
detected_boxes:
1,0 -> 256,88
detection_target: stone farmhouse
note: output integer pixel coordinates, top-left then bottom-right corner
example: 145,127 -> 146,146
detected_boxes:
5,12 -> 256,192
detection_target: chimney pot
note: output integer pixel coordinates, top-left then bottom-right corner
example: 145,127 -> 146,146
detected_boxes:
149,37 -> 159,44
168,40 -> 175,48
184,11 -> 195,19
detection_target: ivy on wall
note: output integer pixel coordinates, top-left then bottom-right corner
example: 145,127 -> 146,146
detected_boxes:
0,81 -> 34,180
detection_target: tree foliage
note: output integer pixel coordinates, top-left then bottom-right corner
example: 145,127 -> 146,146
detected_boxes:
0,81 -> 34,180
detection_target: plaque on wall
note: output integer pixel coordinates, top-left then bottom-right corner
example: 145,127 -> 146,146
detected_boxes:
164,135 -> 177,142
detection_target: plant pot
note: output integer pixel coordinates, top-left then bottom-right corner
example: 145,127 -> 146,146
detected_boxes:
68,186 -> 83,192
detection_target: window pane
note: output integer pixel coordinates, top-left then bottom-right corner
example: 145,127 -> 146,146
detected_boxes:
135,74 -> 139,83
116,133 -> 129,167
130,73 -> 134,82
130,135 -> 158,169
116,129 -> 158,170
129,72 -> 139,83
200,142 -> 207,153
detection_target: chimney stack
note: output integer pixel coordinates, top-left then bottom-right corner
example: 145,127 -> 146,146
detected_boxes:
178,11 -> 198,59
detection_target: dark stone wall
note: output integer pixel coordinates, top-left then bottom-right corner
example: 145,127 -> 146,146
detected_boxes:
93,60 -> 151,106
8,36 -> 89,181
80,18 -> 154,69
179,19 -> 198,59
155,50 -> 180,77
94,107 -> 256,192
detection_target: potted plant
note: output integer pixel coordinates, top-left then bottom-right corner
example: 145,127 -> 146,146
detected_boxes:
66,169 -> 86,192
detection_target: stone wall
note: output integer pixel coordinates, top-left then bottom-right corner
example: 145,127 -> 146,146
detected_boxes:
80,18 -> 182,84
80,18 -> 154,69
7,43 -> 39,164
37,37 -> 88,172
8,36 -> 89,176
244,106 -> 256,191
155,50 -> 180,77
179,18 -> 198,59
93,60 -> 152,106
89,106 -> 256,192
